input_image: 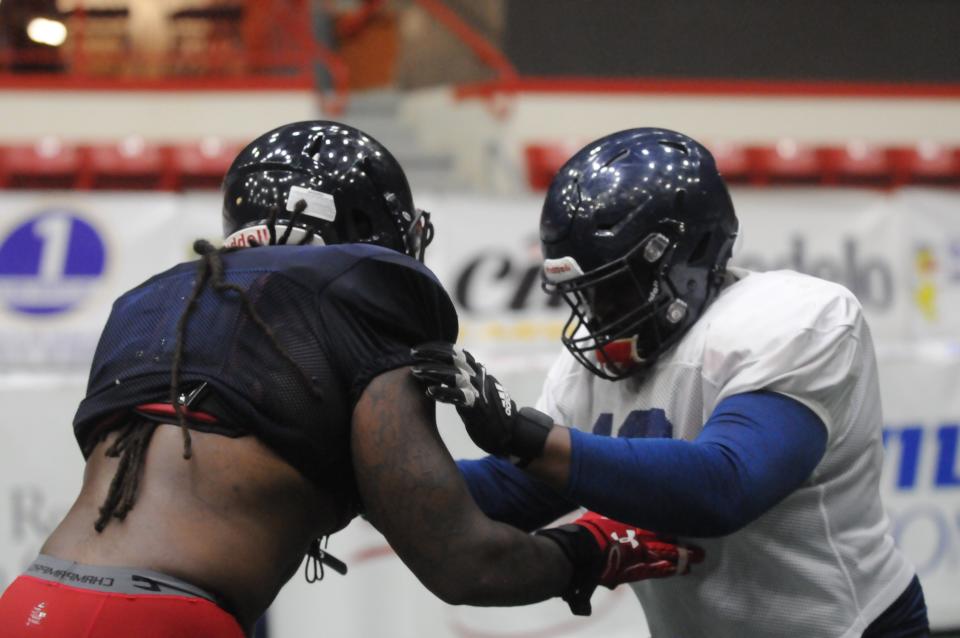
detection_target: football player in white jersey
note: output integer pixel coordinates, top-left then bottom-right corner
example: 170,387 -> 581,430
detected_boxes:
412,128 -> 929,638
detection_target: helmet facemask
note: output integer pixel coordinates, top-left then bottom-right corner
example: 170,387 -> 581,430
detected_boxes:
544,230 -> 691,380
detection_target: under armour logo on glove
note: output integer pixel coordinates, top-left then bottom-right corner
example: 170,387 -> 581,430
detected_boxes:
577,512 -> 704,587
535,510 -> 705,616
610,529 -> 640,549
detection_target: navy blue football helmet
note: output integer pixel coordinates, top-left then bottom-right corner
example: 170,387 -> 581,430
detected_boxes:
540,128 -> 738,380
222,121 -> 433,260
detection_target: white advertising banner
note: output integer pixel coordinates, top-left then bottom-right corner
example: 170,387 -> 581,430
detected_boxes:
877,347 -> 960,629
0,193 -> 183,372
178,191 -> 227,254
0,376 -> 87,590
1,188 -> 959,635
890,188 -> 960,341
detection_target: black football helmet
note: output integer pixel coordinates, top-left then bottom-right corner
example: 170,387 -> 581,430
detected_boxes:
540,128 -> 738,380
222,120 -> 433,260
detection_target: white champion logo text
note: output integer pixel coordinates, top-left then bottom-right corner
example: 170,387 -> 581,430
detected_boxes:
26,602 -> 48,626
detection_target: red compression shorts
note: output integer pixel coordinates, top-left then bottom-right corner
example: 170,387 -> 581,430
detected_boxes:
0,555 -> 244,638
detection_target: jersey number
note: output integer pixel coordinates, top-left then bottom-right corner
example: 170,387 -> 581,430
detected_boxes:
591,409 -> 673,439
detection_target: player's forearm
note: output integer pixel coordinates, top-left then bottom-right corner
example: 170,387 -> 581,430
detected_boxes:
426,519 -> 573,606
523,425 -> 574,489
353,368 -> 575,607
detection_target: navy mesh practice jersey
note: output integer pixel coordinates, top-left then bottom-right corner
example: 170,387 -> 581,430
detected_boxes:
74,244 -> 458,498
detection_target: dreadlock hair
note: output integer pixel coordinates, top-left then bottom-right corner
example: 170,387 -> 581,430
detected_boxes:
93,418 -> 160,532
94,213 -> 322,532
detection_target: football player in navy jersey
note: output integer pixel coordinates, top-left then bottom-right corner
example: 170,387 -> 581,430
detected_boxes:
413,128 -> 929,638
0,121 -> 702,638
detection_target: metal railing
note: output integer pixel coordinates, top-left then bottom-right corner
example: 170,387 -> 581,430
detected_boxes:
0,0 -> 349,112
411,0 -> 516,85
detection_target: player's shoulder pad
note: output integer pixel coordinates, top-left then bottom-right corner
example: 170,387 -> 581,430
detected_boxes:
330,243 -> 444,286
221,243 -> 445,287
109,258 -> 199,310
320,245 -> 458,341
698,269 -> 867,429
703,269 -> 863,355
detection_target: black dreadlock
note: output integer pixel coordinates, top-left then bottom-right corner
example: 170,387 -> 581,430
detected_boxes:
94,214 -> 322,532
93,418 -> 160,532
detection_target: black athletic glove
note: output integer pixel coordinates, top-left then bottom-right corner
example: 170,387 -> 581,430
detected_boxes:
410,341 -> 554,465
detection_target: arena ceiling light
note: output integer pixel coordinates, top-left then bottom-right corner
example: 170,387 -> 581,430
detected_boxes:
26,17 -> 68,47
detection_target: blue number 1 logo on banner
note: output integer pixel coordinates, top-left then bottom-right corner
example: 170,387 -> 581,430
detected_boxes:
0,211 -> 106,315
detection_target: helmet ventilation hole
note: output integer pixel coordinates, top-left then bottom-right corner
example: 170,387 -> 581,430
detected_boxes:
596,218 -> 617,232
674,189 -> 686,212
688,232 -> 713,265
306,135 -> 326,158
658,141 -> 689,154
602,149 -> 630,168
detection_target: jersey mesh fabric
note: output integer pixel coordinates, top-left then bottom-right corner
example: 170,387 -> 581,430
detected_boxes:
73,244 -> 458,511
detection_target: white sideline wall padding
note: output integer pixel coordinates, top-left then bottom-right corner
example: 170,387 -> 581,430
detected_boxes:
0,187 -> 958,635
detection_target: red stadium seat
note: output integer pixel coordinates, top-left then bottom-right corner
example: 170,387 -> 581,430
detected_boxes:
887,143 -> 960,186
746,140 -> 822,185
170,139 -> 243,190
0,139 -> 83,189
525,142 -> 580,190
709,141 -> 750,184
3,138 -> 958,192
818,142 -> 893,187
85,138 -> 172,190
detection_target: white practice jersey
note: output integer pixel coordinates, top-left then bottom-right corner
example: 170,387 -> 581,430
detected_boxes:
536,268 -> 915,638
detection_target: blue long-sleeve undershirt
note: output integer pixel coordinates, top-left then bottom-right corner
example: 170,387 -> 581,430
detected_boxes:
458,455 -> 578,532
459,391 -> 827,537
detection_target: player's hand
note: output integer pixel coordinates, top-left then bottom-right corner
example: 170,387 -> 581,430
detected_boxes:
536,511 -> 705,616
573,511 -> 704,585
411,341 -> 553,464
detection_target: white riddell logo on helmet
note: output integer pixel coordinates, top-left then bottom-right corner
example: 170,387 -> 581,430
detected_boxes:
224,225 -> 326,248
226,227 -> 272,248
543,257 -> 585,283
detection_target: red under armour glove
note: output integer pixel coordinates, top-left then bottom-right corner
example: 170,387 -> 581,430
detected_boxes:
536,511 -> 705,616
574,511 -> 704,584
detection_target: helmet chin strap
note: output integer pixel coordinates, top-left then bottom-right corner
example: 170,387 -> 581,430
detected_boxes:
407,209 -> 433,262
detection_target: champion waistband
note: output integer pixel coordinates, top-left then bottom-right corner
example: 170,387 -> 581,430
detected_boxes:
26,554 -> 218,604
